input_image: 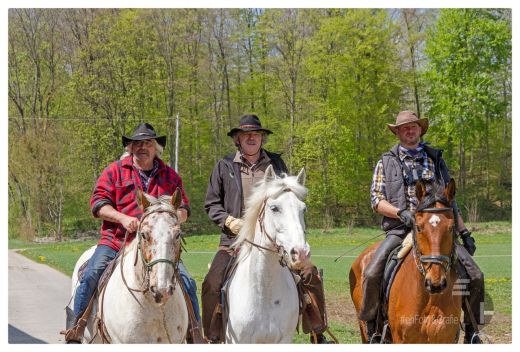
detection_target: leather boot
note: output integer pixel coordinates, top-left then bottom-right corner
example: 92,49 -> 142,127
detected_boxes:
365,320 -> 381,344
359,235 -> 403,321
310,333 -> 335,344
60,318 -> 87,344
463,324 -> 482,344
300,265 -> 327,334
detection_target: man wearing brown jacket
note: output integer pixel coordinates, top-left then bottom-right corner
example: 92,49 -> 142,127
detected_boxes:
202,114 -> 332,344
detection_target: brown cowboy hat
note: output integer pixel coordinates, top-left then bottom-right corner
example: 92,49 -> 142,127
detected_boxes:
387,111 -> 429,136
122,123 -> 166,147
227,114 -> 273,137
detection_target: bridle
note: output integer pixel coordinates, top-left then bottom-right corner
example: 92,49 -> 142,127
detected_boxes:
121,207 -> 182,293
412,195 -> 457,277
245,195 -> 293,267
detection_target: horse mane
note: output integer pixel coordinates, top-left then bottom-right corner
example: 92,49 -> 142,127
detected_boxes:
232,173 -> 308,260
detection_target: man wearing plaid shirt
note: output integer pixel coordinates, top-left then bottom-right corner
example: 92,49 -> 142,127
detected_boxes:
62,123 -> 200,343
360,111 -> 484,344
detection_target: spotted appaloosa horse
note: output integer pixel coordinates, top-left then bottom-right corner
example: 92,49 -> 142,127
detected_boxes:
68,189 -> 188,343
350,179 -> 462,343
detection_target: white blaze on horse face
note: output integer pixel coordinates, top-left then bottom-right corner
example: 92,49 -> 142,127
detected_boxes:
150,215 -> 177,303
429,214 -> 441,228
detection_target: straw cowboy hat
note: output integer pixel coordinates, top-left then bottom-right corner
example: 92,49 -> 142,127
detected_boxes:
227,114 -> 273,137
122,123 -> 166,147
387,111 -> 429,136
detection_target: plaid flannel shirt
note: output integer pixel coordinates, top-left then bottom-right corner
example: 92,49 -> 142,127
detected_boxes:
370,146 -> 436,212
90,155 -> 190,251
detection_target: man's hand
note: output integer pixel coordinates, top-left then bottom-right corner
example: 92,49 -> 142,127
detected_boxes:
397,209 -> 415,228
225,215 -> 244,235
459,229 -> 476,256
120,214 -> 140,233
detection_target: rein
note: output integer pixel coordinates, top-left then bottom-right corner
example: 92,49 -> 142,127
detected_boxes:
245,198 -> 291,267
412,202 -> 456,276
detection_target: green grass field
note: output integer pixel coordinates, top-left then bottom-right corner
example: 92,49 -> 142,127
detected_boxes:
10,221 -> 512,343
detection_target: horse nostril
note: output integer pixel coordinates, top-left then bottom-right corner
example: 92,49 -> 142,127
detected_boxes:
150,285 -> 157,294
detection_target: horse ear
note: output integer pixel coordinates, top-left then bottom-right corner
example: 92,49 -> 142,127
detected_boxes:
137,188 -> 150,210
296,168 -> 306,186
415,179 -> 427,202
444,178 -> 456,202
264,165 -> 276,182
170,187 -> 182,209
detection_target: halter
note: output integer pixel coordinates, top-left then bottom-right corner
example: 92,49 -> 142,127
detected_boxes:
412,195 -> 457,277
245,195 -> 292,267
121,206 -> 182,294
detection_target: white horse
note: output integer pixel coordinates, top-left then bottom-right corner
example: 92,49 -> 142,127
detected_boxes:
68,189 -> 188,343
226,165 -> 310,343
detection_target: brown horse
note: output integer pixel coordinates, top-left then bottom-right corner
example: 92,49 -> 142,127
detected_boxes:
350,179 -> 462,343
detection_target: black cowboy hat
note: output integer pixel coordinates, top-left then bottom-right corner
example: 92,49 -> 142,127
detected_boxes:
122,123 -> 167,147
227,114 -> 273,137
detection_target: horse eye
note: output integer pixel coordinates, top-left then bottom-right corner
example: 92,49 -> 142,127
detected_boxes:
269,205 -> 280,212
416,226 -> 422,232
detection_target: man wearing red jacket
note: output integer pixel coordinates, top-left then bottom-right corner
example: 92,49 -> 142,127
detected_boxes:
64,123 -> 199,343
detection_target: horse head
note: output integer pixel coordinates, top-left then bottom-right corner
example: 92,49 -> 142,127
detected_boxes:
236,165 -> 310,271
137,188 -> 183,305
265,166 -> 310,270
414,178 -> 456,294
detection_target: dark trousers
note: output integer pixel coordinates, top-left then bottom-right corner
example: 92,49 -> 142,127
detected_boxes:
455,243 -> 485,326
359,235 -> 403,321
359,235 -> 485,327
201,248 -> 234,339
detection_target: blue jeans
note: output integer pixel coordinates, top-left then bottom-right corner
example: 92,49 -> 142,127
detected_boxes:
73,245 -> 200,322
73,244 -> 117,318
178,261 -> 201,322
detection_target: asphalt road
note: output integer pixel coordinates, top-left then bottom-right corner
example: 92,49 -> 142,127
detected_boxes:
8,250 -> 71,344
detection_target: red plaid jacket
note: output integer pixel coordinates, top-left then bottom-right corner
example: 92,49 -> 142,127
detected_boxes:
90,155 -> 190,251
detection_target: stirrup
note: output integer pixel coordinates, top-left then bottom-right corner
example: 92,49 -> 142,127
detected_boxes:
368,333 -> 382,344
464,332 -> 483,344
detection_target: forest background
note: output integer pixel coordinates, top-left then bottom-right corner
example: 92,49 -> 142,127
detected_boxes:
7,8 -> 512,240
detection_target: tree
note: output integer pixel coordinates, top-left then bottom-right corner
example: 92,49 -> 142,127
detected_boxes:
423,9 -> 511,219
